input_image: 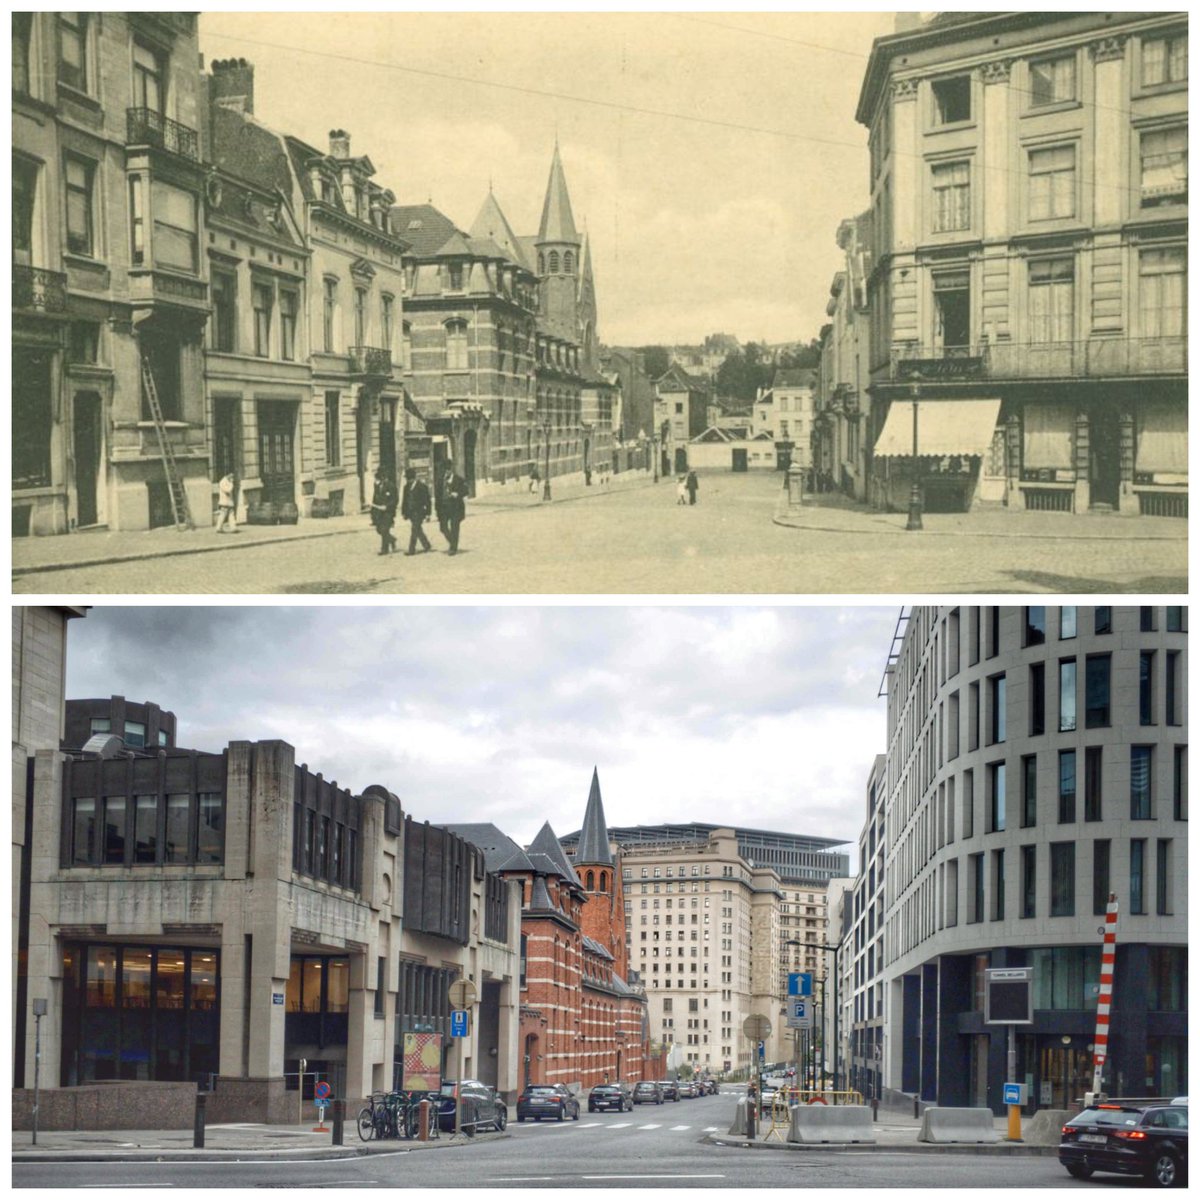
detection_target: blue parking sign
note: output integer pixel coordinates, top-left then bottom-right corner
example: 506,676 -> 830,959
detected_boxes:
451,1009 -> 469,1038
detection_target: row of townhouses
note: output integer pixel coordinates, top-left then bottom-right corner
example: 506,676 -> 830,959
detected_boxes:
13,608 -> 851,1127
13,13 -> 624,538
813,11 -> 1187,519
829,606 -> 1187,1116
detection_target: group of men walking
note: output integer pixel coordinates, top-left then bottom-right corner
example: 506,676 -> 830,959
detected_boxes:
371,464 -> 468,557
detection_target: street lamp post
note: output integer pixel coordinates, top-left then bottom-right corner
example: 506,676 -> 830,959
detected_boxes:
906,382 -> 923,531
541,419 -> 552,501
788,939 -> 843,1093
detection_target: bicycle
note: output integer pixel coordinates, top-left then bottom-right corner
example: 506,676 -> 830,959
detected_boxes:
357,1092 -> 388,1142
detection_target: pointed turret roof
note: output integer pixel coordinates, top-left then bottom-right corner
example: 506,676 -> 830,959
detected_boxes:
537,142 -> 579,246
469,191 -> 531,271
527,821 -> 583,887
574,767 -> 614,867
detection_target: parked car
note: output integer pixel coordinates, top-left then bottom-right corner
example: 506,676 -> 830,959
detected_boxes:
432,1080 -> 508,1133
679,1080 -> 700,1098
659,1080 -> 680,1102
588,1083 -> 633,1113
1059,1102 -> 1188,1187
516,1083 -> 580,1123
633,1081 -> 664,1105
705,1079 -> 719,1095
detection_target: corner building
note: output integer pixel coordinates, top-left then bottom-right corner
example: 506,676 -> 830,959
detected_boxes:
858,12 -> 1187,517
881,605 -> 1187,1114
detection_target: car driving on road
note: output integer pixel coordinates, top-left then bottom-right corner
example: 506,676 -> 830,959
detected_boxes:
516,1083 -> 580,1123
1059,1101 -> 1188,1187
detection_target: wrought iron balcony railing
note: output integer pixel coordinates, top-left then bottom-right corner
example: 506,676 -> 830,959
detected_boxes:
13,265 -> 68,314
126,107 -> 200,161
350,345 -> 393,377
891,336 -> 1186,382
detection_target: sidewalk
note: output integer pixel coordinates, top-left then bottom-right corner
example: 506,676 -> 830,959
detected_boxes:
11,472 -> 657,577
11,1119 -> 502,1163
772,492 -> 1188,541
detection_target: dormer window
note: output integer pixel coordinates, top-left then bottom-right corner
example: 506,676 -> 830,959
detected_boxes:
447,262 -> 464,291
320,178 -> 336,206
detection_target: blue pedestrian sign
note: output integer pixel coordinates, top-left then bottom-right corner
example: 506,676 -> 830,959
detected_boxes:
788,972 -> 813,997
450,1009 -> 469,1038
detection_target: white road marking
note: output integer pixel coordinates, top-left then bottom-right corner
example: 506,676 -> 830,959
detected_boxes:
81,1185 -> 169,1189
670,1125 -> 691,1131
578,1122 -> 603,1128
606,1122 -> 632,1129
582,1174 -> 726,1181
704,1126 -> 720,1131
637,1123 -> 662,1130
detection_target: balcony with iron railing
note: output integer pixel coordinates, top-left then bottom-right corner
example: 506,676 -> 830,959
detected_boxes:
126,108 -> 200,161
13,265 -> 68,314
890,336 -> 1186,383
349,345 -> 393,378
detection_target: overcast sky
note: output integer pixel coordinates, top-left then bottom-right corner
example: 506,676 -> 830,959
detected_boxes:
198,9 -> 900,346
66,606 -> 898,870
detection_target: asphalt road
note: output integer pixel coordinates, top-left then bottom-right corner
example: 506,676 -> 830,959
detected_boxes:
14,473 -> 1186,595
13,1095 -> 1112,1189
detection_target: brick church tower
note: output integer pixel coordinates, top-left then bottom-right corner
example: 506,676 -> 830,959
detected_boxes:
573,767 -> 630,980
535,141 -> 582,343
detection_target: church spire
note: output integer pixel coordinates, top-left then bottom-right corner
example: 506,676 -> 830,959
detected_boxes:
537,141 -> 579,246
575,767 -> 614,866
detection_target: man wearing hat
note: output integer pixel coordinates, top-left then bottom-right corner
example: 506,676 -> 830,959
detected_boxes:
401,465 -> 432,555
436,460 -> 468,556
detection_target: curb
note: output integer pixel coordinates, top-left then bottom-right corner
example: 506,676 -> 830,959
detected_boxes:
770,504 -> 1187,542
11,480 -> 658,578
701,1133 -> 1059,1156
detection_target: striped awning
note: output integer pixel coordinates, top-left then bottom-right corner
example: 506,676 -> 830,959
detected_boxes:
873,398 -> 1002,458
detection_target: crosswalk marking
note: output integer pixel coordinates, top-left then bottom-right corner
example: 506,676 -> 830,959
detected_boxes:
608,1122 -> 632,1129
638,1124 -> 662,1130
670,1125 -> 691,1131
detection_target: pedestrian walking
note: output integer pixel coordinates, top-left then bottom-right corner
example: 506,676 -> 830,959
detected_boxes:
400,466 -> 432,555
686,469 -> 699,505
676,474 -> 687,505
215,471 -> 238,533
370,469 -> 399,554
437,462 -> 468,555
529,463 -> 540,494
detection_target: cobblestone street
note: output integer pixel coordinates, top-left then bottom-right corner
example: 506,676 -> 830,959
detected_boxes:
15,473 -> 1186,595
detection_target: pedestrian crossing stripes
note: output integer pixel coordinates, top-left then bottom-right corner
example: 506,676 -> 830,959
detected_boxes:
512,1120 -> 717,1134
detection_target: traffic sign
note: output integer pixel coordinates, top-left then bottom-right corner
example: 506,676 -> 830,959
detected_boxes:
448,979 -> 477,1010
787,972 -> 813,997
757,1040 -> 765,1060
742,1014 -> 771,1042
786,997 -> 813,1029
450,1009 -> 469,1038
315,1080 -> 332,1100
1003,1082 -> 1026,1106
315,1097 -> 330,1110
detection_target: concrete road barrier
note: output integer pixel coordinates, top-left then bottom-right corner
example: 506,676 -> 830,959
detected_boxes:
789,1104 -> 875,1144
728,1097 -> 753,1136
1023,1109 -> 1071,1146
918,1107 -> 1001,1144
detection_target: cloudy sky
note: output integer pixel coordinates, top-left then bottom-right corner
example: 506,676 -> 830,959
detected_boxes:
66,606 -> 898,870
198,8 -> 899,346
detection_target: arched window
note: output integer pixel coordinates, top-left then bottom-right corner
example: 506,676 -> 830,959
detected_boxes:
548,250 -> 559,274
445,319 -> 468,370
564,251 -> 574,274
586,869 -> 595,890
537,252 -> 545,275
600,871 -> 608,892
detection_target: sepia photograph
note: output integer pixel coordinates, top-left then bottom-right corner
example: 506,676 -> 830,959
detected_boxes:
12,602 -> 1189,1188
11,10 -> 1188,595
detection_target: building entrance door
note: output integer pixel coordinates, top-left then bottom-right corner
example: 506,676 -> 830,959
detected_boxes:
1039,1043 -> 1092,1111
73,391 -> 102,526
732,448 -> 748,472
1089,407 -> 1121,510
257,403 -> 297,508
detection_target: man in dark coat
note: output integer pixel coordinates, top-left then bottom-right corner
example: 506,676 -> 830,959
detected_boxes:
400,466 -> 432,555
370,469 -> 399,554
437,462 -> 468,555
685,469 -> 699,505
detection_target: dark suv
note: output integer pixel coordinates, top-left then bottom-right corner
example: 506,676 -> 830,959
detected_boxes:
588,1084 -> 633,1113
1059,1102 -> 1188,1187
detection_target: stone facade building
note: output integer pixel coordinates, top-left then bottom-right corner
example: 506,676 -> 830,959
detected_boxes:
879,605 -> 1187,1113
17,706 -> 521,1123
857,12 -> 1187,517
13,13 -> 210,536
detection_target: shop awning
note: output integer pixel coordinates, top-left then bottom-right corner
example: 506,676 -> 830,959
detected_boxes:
873,398 -> 1002,458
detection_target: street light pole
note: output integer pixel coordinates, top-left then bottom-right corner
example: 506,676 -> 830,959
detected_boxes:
542,419 -> 552,501
906,383 -> 923,531
790,940 -> 842,1094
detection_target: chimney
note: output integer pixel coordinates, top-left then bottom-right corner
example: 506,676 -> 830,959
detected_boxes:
329,129 -> 351,159
210,57 -> 255,114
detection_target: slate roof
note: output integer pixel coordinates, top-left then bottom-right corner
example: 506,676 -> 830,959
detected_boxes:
527,874 -> 559,914
582,935 -> 614,962
209,106 -> 295,199
537,142 -> 579,244
574,767 -> 614,867
440,822 -> 526,873
773,368 -> 818,389
389,204 -> 463,257
469,191 -> 532,271
527,821 -> 583,887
